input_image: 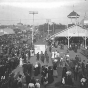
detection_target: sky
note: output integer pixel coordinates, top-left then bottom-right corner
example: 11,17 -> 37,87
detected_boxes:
0,0 -> 88,25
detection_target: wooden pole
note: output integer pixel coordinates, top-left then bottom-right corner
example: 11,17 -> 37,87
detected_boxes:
67,18 -> 69,48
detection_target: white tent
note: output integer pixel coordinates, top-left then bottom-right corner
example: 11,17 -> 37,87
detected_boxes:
0,27 -> 15,36
48,25 -> 88,48
3,27 -> 15,34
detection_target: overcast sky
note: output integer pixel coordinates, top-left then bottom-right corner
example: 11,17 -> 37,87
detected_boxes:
0,0 -> 88,25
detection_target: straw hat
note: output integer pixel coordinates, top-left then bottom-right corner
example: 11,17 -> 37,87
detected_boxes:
54,59 -> 58,62
35,64 -> 38,68
66,54 -> 69,57
66,71 -> 71,75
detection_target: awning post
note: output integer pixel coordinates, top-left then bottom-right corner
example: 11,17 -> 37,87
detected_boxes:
85,36 -> 87,49
68,37 -> 69,48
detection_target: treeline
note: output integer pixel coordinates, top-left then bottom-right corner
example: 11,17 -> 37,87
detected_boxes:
38,23 -> 67,33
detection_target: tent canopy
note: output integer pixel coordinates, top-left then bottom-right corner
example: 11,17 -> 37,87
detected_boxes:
0,27 -> 15,36
48,25 -> 88,40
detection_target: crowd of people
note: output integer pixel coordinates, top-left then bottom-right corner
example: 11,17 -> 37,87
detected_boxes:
0,33 -> 32,88
20,43 -> 88,88
0,29 -> 88,88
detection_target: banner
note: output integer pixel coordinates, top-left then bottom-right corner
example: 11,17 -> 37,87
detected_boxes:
34,45 -> 46,54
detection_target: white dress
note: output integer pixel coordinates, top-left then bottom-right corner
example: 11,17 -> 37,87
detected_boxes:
19,58 -> 23,67
52,52 -> 55,59
54,51 -> 57,58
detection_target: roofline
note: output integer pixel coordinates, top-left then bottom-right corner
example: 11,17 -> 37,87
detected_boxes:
46,25 -> 87,40
49,25 -> 76,39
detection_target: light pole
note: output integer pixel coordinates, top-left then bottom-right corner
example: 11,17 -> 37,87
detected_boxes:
52,22 -> 55,34
29,11 -> 38,45
46,19 -> 51,36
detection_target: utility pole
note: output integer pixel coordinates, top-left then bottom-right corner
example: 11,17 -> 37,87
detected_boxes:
46,19 -> 51,36
52,22 -> 55,34
29,11 -> 38,45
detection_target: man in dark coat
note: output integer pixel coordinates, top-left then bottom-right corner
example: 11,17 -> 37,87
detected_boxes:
28,50 -> 30,60
48,66 -> 54,84
31,77 -> 36,85
74,65 -> 78,81
36,52 -> 39,61
25,73 -> 31,86
34,63 -> 39,76
27,62 -> 32,76
82,60 -> 85,74
62,66 -> 67,78
49,46 -> 52,52
41,53 -> 45,63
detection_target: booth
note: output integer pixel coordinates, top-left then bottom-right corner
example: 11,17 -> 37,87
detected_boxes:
34,45 -> 46,54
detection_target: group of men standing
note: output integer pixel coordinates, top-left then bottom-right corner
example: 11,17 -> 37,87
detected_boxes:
36,51 -> 49,64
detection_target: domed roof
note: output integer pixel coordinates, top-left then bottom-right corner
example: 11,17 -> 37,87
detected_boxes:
80,15 -> 88,26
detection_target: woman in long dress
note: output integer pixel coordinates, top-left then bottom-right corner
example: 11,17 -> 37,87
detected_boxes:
51,52 -> 55,60
53,64 -> 58,77
19,58 -> 23,67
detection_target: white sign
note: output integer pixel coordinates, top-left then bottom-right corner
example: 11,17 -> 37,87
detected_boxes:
84,20 -> 88,24
34,45 -> 46,54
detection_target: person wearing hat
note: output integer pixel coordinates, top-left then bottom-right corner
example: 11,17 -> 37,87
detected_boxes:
43,76 -> 48,88
53,59 -> 58,66
86,61 -> 88,77
65,71 -> 73,86
62,65 -> 67,78
28,82 -> 35,88
34,62 -> 39,76
53,63 -> 58,77
80,75 -> 87,88
59,56 -> 64,67
35,79 -> 40,88
25,73 -> 31,86
17,74 -> 22,88
81,60 -> 85,74
86,61 -> 88,69
36,52 -> 39,61
30,77 -> 36,85
66,71 -> 72,76
19,57 -> 23,67
48,66 -> 54,84
74,64 -> 79,81
41,52 -> 45,63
